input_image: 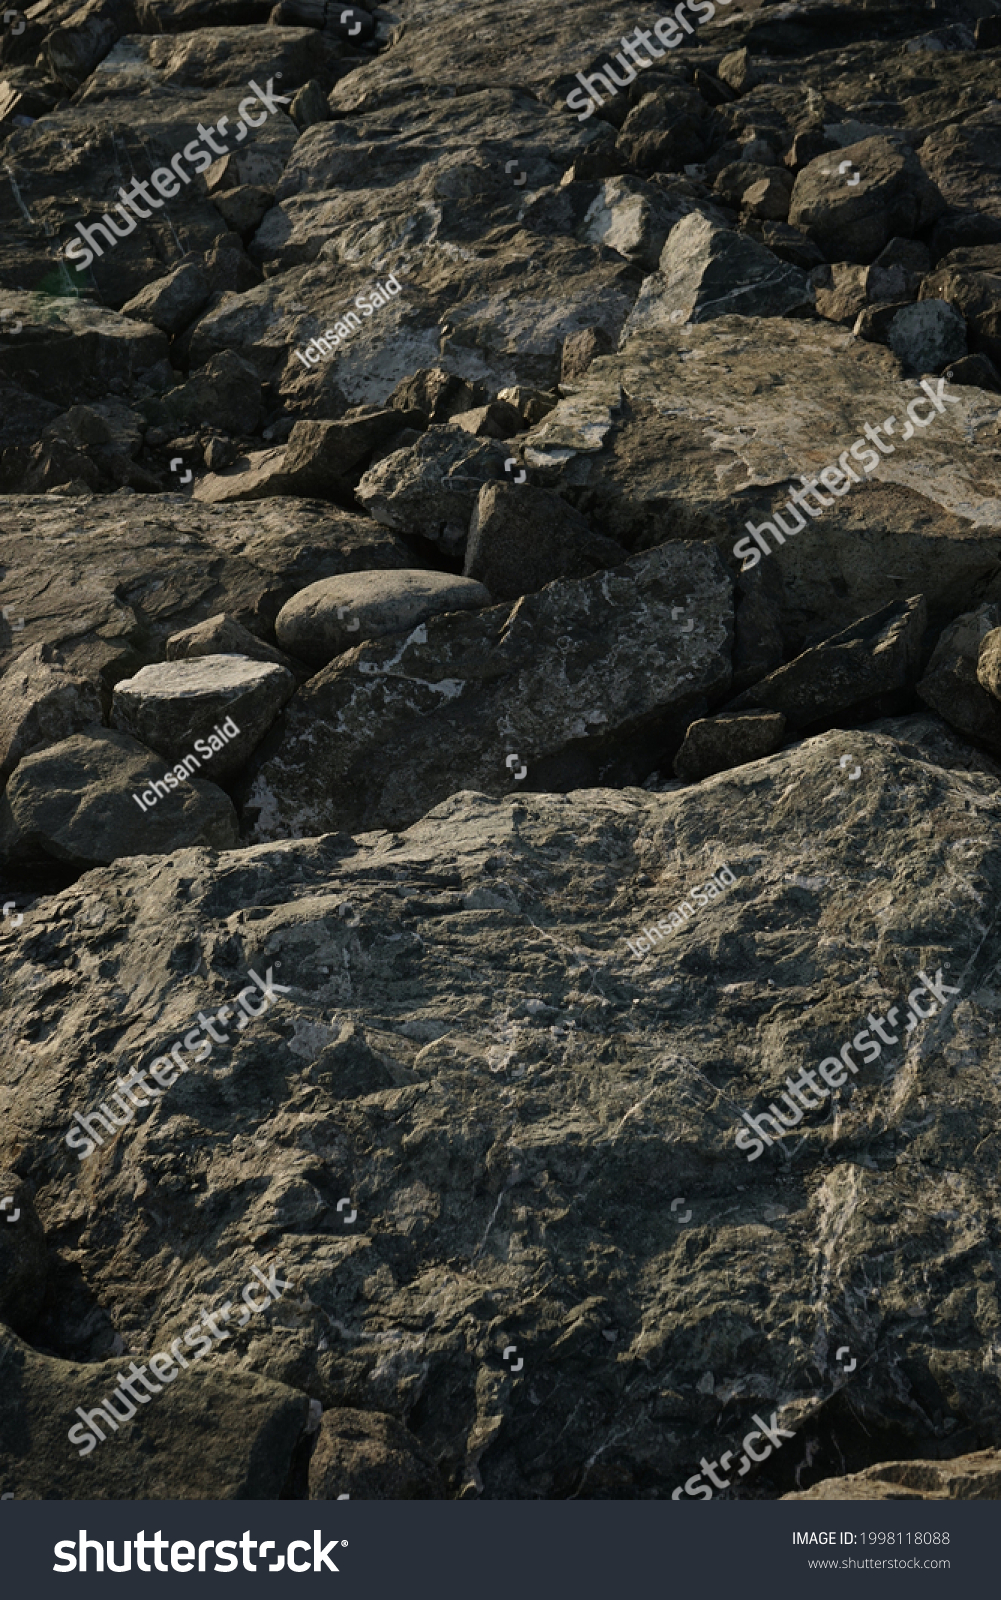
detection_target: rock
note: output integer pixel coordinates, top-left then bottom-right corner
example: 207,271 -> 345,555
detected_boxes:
274,571 -> 492,669
811,262 -> 869,325
309,1407 -> 443,1499
355,428 -> 512,557
193,410 -> 420,504
788,137 -> 947,263
614,84 -> 726,175
621,214 -> 813,336
918,261 -> 1001,366
917,604 -> 1001,755
0,294 -> 169,408
290,78 -> 330,130
387,369 -> 486,424
561,326 -> 614,382
120,263 -> 211,337
887,299 -> 968,372
579,176 -> 698,273
727,596 -> 927,729
0,1172 -> 47,1338
210,185 -> 275,241
976,627 -> 1001,700
0,1325 -> 309,1499
463,483 -> 625,602
942,352 -> 1001,391
0,729 -> 238,866
142,351 -> 264,438
740,173 -> 792,223
495,387 -> 558,428
448,400 -> 523,441
673,711 -> 786,782
244,541 -> 733,841
783,1449 -> 1001,1500
0,643 -> 103,786
165,613 -> 295,672
716,49 -> 763,96
867,236 -> 931,303
111,655 -> 295,778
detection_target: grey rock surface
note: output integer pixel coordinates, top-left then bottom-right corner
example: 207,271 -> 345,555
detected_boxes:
355,428 -> 511,556
166,612 -> 296,671
0,643 -> 104,786
0,729 -> 238,866
673,710 -> 786,783
275,571 -> 492,668
727,596 -> 928,729
245,541 -> 733,840
120,262 -> 212,336
463,483 -> 625,603
887,299 -> 968,373
112,655 -> 295,777
918,603 -> 1001,755
788,137 -> 947,263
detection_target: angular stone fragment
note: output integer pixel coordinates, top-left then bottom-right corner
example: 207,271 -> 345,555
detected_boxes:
887,299 -> 967,372
275,571 -> 492,669
165,613 -> 295,672
580,176 -> 697,273
120,263 -> 211,337
621,214 -> 813,337
728,595 -> 927,729
355,427 -> 511,556
308,1407 -> 443,1499
560,326 -> 613,381
112,655 -> 295,777
917,604 -> 1001,754
386,369 -> 486,424
0,729 -> 238,866
448,400 -> 522,440
0,643 -> 104,785
673,711 -> 786,782
918,262 -> 1001,366
788,137 -> 947,263
811,261 -> 869,325
0,1172 -> 47,1338
245,541 -> 733,840
142,351 -> 264,438
463,482 -> 625,603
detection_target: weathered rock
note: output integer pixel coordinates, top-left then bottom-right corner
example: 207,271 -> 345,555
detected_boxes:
621,214 -> 813,337
0,1173 -> 47,1338
449,400 -> 522,441
788,137 -> 947,263
244,541 -> 733,841
673,710 -> 786,783
918,261 -> 1001,366
120,262 -> 211,337
355,428 -> 512,557
728,596 -> 927,729
0,643 -> 104,786
141,350 -> 264,439
165,612 -> 295,672
887,299 -> 967,372
976,627 -> 1001,701
194,410 -> 421,504
463,483 -> 625,603
211,185 -> 275,241
387,370 -> 485,425
917,603 -> 1001,756
112,655 -> 295,777
0,729 -> 238,865
275,571 -> 492,669
811,262 -> 869,325
716,49 -> 764,97
783,1449 -> 1001,1501
289,77 -> 330,130
580,176 -> 701,274
942,351 -> 1001,391
308,1407 -> 444,1499
560,326 -> 613,381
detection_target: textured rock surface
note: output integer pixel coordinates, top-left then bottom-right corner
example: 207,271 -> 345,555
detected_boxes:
245,541 -> 733,840
783,1450 -> 1001,1501
4,0 -> 1001,1509
275,571 -> 493,668
112,655 -> 295,777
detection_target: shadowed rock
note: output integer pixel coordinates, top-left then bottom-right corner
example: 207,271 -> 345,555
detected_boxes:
463,483 -> 625,603
0,1173 -> 47,1339
275,571 -> 491,668
309,1408 -> 444,1499
674,711 -> 786,783
918,603 -> 1001,754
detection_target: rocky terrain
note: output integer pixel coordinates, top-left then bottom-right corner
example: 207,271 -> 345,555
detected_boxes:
2,0 -> 1001,1502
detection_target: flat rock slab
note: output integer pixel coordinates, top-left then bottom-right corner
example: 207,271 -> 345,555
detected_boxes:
112,655 -> 295,777
245,540 -> 733,840
275,571 -> 493,668
728,595 -> 927,728
4,725 -> 1001,1497
0,729 -> 238,866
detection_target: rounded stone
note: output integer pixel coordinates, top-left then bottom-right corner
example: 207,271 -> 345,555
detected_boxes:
111,654 -> 295,778
888,299 -> 967,373
275,570 -> 493,669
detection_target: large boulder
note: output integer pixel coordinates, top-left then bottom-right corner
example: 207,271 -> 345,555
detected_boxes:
244,541 -> 734,840
275,572 -> 492,669
788,137 -> 947,263
111,655 -> 295,778
0,729 -> 238,866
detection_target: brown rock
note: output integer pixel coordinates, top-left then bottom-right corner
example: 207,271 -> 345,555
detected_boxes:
308,1408 -> 443,1499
